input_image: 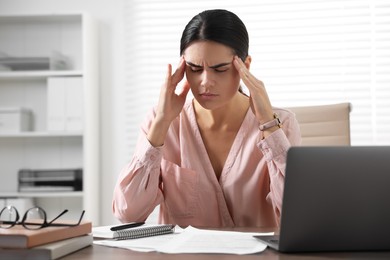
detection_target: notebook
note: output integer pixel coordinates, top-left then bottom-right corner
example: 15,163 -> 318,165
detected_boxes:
92,224 -> 175,240
254,146 -> 390,253
0,221 -> 92,249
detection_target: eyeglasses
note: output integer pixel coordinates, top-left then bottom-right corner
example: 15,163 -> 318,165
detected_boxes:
0,206 -> 85,230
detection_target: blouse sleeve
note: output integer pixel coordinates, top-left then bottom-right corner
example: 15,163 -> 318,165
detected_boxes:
112,110 -> 164,223
257,110 -> 301,222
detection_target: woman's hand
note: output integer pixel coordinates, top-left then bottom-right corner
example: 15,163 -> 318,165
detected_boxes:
147,57 -> 191,147
233,56 -> 274,124
155,57 -> 190,123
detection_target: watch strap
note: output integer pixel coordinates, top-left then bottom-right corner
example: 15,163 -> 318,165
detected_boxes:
259,113 -> 282,131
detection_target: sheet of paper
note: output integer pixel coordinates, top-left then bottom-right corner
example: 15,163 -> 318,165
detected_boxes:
156,226 -> 269,254
94,232 -> 180,252
94,225 -> 271,255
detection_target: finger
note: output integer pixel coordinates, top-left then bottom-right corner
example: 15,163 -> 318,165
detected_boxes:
165,63 -> 173,91
178,80 -> 191,98
234,56 -> 261,89
234,56 -> 252,81
171,57 -> 186,85
233,56 -> 246,74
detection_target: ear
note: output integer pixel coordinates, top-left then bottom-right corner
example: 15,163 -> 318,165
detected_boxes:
244,55 -> 252,70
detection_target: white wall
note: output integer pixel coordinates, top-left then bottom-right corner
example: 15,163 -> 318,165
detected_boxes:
0,0 -> 127,225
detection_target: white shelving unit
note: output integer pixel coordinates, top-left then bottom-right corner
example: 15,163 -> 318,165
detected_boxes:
0,13 -> 99,224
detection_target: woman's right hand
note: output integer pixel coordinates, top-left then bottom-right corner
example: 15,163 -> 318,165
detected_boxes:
147,57 -> 190,147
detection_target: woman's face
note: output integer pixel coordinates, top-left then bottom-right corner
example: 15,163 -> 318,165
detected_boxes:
183,41 -> 242,110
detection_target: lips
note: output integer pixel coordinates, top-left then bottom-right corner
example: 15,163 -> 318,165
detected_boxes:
199,93 -> 218,97
199,93 -> 218,102
198,93 -> 218,101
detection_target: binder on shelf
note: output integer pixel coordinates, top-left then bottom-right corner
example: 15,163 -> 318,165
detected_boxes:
47,78 -> 66,131
0,198 -> 34,213
65,77 -> 84,132
47,77 -> 83,132
18,168 -> 83,192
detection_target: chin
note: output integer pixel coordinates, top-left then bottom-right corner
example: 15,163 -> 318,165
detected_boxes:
194,97 -> 224,111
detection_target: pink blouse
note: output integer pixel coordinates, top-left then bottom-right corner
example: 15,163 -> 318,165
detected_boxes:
112,100 -> 301,228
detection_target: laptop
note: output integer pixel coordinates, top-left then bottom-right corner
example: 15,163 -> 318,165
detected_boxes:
254,146 -> 390,253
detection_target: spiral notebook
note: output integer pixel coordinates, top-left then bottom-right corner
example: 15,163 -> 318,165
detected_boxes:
92,224 -> 175,240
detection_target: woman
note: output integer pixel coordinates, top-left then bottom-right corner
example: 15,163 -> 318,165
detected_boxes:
113,9 -> 301,228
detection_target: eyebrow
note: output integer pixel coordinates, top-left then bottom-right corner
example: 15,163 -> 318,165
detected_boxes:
186,61 -> 231,69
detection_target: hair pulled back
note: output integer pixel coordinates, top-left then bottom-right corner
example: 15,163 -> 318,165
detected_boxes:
180,9 -> 249,61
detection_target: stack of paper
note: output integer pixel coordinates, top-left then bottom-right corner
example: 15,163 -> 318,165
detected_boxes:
93,225 -> 271,255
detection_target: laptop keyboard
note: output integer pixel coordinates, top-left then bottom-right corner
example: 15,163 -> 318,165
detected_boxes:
254,235 -> 280,244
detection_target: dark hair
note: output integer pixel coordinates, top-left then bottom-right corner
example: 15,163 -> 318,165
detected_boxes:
180,9 -> 249,61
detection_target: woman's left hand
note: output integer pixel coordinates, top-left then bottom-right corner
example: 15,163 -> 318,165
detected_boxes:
233,56 -> 275,124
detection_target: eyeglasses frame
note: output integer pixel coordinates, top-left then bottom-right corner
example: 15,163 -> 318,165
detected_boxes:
0,205 -> 85,230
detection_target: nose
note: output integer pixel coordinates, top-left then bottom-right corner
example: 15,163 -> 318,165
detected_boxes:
200,70 -> 214,91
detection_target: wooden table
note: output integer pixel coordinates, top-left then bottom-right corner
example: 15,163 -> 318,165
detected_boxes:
62,227 -> 390,260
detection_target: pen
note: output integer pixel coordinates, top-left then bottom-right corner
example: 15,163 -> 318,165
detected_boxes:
110,222 -> 145,231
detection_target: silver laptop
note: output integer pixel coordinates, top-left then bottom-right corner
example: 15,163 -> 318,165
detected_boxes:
254,146 -> 390,252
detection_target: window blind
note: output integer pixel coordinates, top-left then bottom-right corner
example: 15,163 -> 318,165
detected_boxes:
123,0 -> 390,157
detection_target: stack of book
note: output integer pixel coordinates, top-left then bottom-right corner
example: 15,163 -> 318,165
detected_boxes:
0,221 -> 92,259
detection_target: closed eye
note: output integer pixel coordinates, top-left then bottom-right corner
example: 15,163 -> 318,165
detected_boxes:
190,67 -> 203,72
215,68 -> 229,73
186,61 -> 231,73
190,67 -> 228,73
210,62 -> 231,73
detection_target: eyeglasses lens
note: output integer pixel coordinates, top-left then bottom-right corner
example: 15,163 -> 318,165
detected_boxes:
0,206 -> 18,228
24,207 -> 45,230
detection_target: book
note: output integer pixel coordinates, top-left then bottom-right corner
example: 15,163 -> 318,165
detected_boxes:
0,234 -> 92,260
93,224 -> 175,240
0,221 -> 92,249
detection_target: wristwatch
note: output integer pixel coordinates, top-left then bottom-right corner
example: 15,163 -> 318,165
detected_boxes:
259,113 -> 282,131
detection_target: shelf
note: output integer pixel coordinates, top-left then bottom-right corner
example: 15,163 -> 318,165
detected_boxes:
0,191 -> 83,198
0,70 -> 83,80
0,132 -> 83,138
0,12 -> 99,224
0,13 -> 83,23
